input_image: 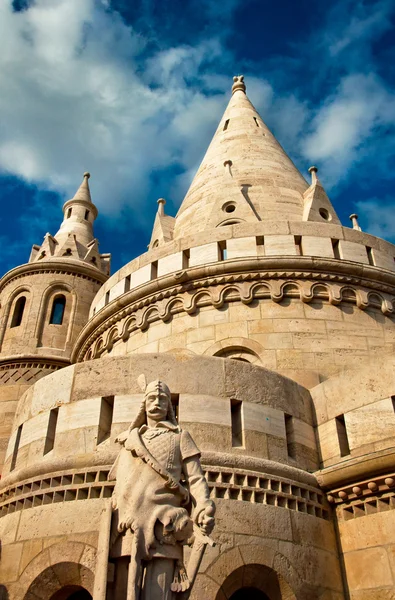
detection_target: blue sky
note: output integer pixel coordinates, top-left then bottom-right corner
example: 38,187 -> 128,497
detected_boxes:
0,0 -> 394,275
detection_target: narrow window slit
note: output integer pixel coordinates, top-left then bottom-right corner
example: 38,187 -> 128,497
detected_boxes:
171,394 -> 180,422
124,275 -> 131,293
284,414 -> 296,458
332,239 -> 341,259
231,399 -> 243,447
44,408 -> 59,455
97,396 -> 114,445
105,291 -> 110,305
223,119 -> 230,131
85,210 -> 90,220
218,241 -> 227,260
336,414 -> 350,457
366,246 -> 375,266
294,236 -> 302,256
151,261 -> 158,279
253,117 -> 259,127
182,249 -> 190,269
11,424 -> 23,471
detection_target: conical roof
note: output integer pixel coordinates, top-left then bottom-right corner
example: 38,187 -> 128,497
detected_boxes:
54,172 -> 97,248
29,173 -> 111,275
173,76 -> 310,238
71,171 -> 93,204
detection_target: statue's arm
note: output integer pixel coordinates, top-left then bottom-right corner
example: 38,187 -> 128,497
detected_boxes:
181,431 -> 215,535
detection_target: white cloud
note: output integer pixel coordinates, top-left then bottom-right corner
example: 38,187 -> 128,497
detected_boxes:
301,73 -> 395,185
0,0 -> 232,224
355,197 -> 395,241
0,0 -> 312,231
328,1 -> 393,56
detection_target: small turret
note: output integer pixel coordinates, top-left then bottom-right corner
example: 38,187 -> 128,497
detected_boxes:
0,173 -> 111,471
29,173 -> 110,275
149,198 -> 175,249
302,166 -> 341,225
54,172 -> 97,248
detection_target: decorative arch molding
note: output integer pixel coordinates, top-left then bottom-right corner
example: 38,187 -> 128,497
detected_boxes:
205,338 -> 264,365
0,284 -> 33,351
16,541 -> 96,599
74,275 -> 395,362
36,282 -> 77,349
0,261 -> 107,296
205,545 -> 298,600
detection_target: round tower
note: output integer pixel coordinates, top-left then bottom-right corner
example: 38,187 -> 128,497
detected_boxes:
73,78 -> 395,391
0,173 -> 110,470
0,78 -> 394,600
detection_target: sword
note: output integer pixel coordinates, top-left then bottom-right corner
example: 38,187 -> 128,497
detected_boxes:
181,521 -> 215,599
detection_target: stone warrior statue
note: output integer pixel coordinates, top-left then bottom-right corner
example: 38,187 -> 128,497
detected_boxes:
109,378 -> 215,600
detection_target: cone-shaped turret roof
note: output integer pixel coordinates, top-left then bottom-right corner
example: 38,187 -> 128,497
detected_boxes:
173,76 -> 311,238
29,173 -> 110,276
54,172 -> 98,248
69,170 -> 93,204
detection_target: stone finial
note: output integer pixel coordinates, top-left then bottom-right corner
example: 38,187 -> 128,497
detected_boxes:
83,172 -> 91,179
157,198 -> 166,216
232,75 -> 246,95
308,166 -> 318,185
349,213 -> 362,231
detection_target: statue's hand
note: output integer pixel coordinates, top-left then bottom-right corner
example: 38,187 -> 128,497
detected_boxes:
197,504 -> 215,536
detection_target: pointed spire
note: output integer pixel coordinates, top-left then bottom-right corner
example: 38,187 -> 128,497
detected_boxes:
72,171 -> 92,203
173,76 -> 310,238
53,172 -> 98,249
303,166 -> 341,225
28,172 -> 110,274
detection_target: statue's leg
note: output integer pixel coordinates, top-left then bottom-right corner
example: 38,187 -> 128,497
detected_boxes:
142,558 -> 175,600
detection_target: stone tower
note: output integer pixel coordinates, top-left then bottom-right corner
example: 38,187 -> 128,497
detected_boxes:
0,77 -> 394,600
0,173 -> 110,470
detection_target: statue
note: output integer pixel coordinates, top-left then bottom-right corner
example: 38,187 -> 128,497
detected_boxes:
109,378 -> 215,600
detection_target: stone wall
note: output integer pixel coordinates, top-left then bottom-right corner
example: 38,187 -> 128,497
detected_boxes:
311,355 -> 395,599
0,261 -> 106,474
0,264 -> 103,359
0,353 -> 343,599
72,221 -> 395,389
88,221 -> 395,317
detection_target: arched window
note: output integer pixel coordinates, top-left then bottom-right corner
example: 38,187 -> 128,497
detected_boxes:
10,296 -> 26,328
49,295 -> 66,325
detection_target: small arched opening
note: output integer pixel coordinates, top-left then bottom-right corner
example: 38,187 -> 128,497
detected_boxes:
50,587 -> 92,600
216,562 -> 297,600
10,296 -> 26,328
24,560 -> 94,600
230,590 -> 270,600
49,294 -> 66,325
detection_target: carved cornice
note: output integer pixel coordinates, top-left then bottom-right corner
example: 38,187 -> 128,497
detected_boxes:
0,462 -> 329,521
0,259 -> 108,294
326,472 -> 395,521
0,355 -> 69,370
0,354 -> 70,370
72,257 -> 395,362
